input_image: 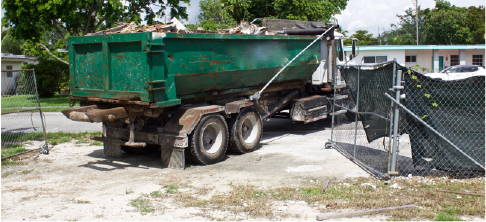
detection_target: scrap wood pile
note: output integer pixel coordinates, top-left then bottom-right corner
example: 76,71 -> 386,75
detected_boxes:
88,18 -> 329,36
87,18 -> 190,36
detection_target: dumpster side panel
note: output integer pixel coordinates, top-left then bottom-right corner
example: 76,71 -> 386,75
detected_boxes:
70,33 -> 152,103
163,37 -> 320,96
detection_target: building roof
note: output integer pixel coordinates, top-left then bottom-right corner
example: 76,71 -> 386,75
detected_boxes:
344,45 -> 485,51
1,53 -> 37,59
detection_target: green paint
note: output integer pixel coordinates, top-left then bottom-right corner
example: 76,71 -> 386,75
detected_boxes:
69,32 -> 321,108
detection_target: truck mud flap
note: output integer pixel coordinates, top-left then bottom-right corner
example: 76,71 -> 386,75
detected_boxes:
161,147 -> 185,169
291,95 -> 330,123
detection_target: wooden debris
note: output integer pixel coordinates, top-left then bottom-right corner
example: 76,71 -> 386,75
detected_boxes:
323,178 -> 333,192
316,204 -> 416,221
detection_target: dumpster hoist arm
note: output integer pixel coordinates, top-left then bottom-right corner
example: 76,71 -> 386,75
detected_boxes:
249,24 -> 337,101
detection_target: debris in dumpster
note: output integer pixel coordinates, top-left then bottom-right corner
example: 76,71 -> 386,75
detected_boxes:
87,18 -> 190,36
87,19 -> 335,36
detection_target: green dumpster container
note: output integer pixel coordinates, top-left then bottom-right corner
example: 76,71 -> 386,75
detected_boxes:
69,32 -> 321,108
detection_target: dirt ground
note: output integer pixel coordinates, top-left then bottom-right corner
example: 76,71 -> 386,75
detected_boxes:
1,118 -> 385,221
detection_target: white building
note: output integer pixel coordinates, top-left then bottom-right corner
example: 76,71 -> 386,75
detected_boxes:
1,53 -> 39,94
344,45 -> 485,73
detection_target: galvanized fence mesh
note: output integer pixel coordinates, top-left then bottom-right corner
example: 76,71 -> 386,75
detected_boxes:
329,62 -> 485,179
1,69 -> 48,156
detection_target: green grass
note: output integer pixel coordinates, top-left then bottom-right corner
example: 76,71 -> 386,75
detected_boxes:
130,197 -> 154,215
1,94 -> 79,114
2,94 -> 78,108
1,146 -> 27,158
1,132 -> 102,166
46,132 -> 102,146
165,185 -> 179,194
435,213 -> 463,221
150,190 -> 165,198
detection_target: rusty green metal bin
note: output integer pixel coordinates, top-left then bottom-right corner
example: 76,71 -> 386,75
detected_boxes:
69,32 -> 321,108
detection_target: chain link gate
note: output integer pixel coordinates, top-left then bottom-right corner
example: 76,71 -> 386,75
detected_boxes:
1,69 -> 49,157
327,61 -> 485,179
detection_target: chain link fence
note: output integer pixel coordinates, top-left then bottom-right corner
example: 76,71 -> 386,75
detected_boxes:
328,61 -> 485,179
1,69 -> 48,157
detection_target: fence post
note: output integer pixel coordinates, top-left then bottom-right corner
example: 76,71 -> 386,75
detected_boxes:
329,82 -> 336,148
353,66 -> 361,159
32,69 -> 49,154
389,65 -> 403,175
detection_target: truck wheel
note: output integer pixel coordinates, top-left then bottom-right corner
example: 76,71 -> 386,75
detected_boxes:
228,107 -> 262,154
187,114 -> 228,165
104,142 -> 122,157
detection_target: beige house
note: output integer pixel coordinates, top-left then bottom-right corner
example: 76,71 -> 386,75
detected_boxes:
344,45 -> 485,73
1,53 -> 39,94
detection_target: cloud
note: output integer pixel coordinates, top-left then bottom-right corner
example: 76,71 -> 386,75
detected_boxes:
335,0 -> 485,36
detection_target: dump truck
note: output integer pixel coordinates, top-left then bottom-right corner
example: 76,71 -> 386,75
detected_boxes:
62,19 -> 358,169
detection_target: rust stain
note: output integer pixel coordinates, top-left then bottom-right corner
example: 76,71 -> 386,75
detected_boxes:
179,63 -> 191,71
168,55 -> 173,61
210,47 -> 214,52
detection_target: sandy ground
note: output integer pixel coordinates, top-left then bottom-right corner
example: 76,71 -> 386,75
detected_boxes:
1,118 -> 381,221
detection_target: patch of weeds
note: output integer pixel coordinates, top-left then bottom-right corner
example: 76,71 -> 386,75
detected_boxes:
165,185 -> 179,194
2,171 -> 16,177
21,169 -> 33,174
301,187 -> 326,196
126,188 -> 133,194
75,138 -> 91,144
1,160 -> 26,166
89,141 -> 103,146
76,200 -> 91,204
40,215 -> 51,218
150,190 -> 165,198
95,214 -> 103,218
1,146 -> 27,158
435,213 -> 463,221
130,197 -> 154,215
46,132 -> 102,146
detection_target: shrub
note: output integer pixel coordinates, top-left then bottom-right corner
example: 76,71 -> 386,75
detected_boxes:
22,59 -> 69,97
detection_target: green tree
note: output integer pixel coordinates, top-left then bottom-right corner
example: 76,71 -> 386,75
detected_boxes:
424,0 -> 471,44
22,59 -> 70,97
270,0 -> 348,22
465,6 -> 485,44
219,0 -> 348,24
1,28 -> 25,55
2,0 -> 190,63
344,30 -> 379,46
198,0 -> 236,30
221,0 -> 251,23
382,6 -> 430,45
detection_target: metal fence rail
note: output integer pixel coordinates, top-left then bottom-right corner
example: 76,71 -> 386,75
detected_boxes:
328,62 -> 485,179
1,69 -> 48,155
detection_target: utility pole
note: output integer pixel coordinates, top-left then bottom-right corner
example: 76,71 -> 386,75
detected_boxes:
378,27 -> 382,45
416,0 -> 419,45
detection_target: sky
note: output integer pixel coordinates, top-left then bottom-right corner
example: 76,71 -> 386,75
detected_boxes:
180,0 -> 484,36
1,0 -> 484,37
335,0 -> 485,36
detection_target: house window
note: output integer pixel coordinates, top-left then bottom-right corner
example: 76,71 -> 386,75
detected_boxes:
363,56 -> 388,64
6,65 -> 13,77
376,56 -> 387,63
406,56 -> 416,62
363,56 -> 375,63
473,55 -> 483,66
450,55 -> 459,66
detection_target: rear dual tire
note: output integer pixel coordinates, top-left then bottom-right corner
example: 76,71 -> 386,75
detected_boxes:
186,114 -> 229,165
228,107 -> 262,154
